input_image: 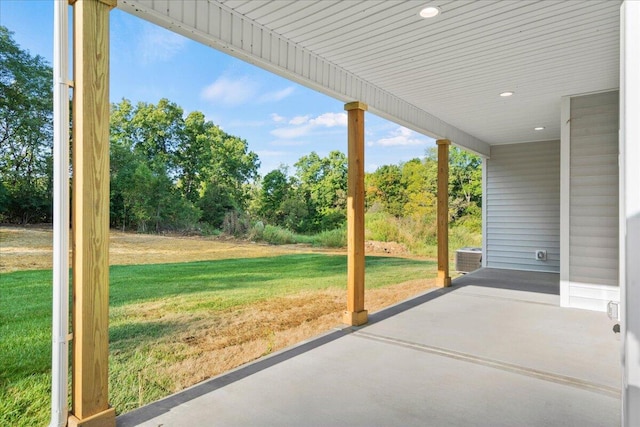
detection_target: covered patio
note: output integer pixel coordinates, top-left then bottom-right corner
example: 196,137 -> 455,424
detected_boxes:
117,268 -> 620,426
49,0 -> 640,426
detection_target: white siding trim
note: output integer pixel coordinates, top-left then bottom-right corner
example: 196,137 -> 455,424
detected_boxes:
117,0 -> 491,157
482,157 -> 488,268
560,96 -> 571,307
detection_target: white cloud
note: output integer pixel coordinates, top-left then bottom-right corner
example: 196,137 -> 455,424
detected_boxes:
289,115 -> 310,125
201,76 -> 258,106
270,112 -> 348,139
258,86 -> 295,103
201,77 -> 294,107
373,126 -> 427,147
138,24 -> 187,63
309,112 -> 347,127
271,113 -> 286,123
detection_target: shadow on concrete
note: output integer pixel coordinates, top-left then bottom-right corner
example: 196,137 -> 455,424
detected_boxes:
451,267 -> 560,295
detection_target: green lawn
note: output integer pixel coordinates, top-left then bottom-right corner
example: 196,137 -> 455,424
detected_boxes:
0,253 -> 435,426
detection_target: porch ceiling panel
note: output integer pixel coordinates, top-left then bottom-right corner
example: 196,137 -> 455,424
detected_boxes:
118,0 -> 621,152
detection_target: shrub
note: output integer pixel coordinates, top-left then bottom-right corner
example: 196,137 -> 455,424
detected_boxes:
261,225 -> 296,245
313,228 -> 346,247
222,210 -> 249,236
248,221 -> 265,241
365,212 -> 400,242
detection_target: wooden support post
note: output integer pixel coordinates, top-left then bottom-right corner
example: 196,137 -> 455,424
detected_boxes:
436,139 -> 452,287
343,102 -> 368,326
69,0 -> 115,426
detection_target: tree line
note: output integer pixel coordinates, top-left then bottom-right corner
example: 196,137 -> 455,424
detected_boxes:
0,25 -> 481,237
0,26 -> 53,223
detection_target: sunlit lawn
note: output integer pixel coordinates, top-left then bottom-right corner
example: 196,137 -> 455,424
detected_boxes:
0,253 -> 435,426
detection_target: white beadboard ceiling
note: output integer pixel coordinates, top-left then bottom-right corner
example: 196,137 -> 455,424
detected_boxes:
118,0 -> 621,156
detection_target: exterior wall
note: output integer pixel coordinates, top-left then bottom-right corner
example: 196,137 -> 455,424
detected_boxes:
570,92 -> 619,288
561,91 -> 620,311
485,141 -> 560,273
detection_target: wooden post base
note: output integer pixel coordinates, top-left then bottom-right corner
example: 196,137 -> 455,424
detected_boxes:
436,276 -> 452,287
68,407 -> 115,427
343,310 -> 368,326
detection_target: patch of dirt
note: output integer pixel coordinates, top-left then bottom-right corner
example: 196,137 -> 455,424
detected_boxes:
0,226 -> 418,273
0,226 -> 54,272
365,240 -> 408,256
135,279 -> 435,391
0,225 -> 342,273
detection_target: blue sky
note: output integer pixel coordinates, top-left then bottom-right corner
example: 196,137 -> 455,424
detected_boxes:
1,1 -> 435,175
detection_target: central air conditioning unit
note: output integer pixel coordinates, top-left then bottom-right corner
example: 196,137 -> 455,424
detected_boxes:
455,247 -> 482,274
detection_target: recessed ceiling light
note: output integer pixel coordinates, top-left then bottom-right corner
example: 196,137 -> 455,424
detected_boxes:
534,127 -> 545,131
419,6 -> 441,18
500,91 -> 515,97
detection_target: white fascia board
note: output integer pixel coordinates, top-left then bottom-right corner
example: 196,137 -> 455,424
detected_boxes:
117,0 -> 491,158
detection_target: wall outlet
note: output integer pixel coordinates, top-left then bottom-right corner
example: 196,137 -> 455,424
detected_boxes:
607,301 -> 620,321
535,250 -> 547,261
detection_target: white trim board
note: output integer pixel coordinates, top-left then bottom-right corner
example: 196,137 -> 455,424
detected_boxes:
481,157 -> 488,269
566,283 -> 620,312
560,96 -> 571,307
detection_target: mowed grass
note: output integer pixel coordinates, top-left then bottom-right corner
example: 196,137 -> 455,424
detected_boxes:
1,253 -> 435,426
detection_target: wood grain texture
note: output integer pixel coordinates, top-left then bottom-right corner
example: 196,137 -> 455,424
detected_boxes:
71,0 -> 114,423
344,102 -> 368,325
436,139 -> 451,287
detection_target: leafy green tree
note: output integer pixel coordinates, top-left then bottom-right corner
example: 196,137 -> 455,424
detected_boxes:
280,191 -> 309,231
198,180 -> 237,227
109,98 -> 259,231
294,151 -> 347,231
424,146 -> 482,225
366,164 -> 406,217
129,98 -> 184,170
0,26 -> 53,223
110,99 -> 198,231
449,147 -> 482,205
109,134 -> 139,229
448,147 -> 482,229
317,151 -> 348,215
401,158 -> 436,219
176,111 -> 216,203
200,133 -> 259,212
258,167 -> 291,225
0,181 -> 8,220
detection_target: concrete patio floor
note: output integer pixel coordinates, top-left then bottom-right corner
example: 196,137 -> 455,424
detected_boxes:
117,268 -> 622,427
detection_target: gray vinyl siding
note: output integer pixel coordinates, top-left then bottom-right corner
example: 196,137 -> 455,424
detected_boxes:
569,91 -> 619,287
486,141 -> 560,272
